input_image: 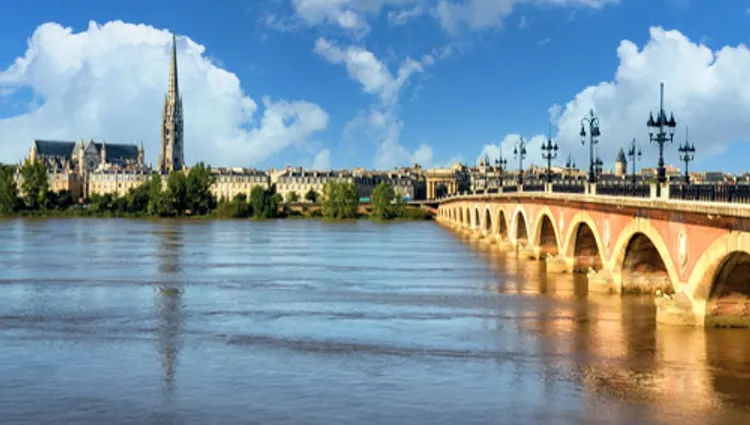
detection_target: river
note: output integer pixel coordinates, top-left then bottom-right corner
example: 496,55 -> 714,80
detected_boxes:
0,218 -> 749,424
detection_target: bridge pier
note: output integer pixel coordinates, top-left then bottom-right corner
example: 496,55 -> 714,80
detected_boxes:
588,269 -> 618,294
655,293 -> 698,326
545,255 -> 572,274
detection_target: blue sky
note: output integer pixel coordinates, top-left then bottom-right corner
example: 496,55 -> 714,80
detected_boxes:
1,0 -> 750,172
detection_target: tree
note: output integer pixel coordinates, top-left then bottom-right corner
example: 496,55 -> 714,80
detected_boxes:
320,181 -> 358,219
287,191 -> 300,203
20,159 -> 49,210
371,182 -> 404,220
186,162 -> 215,215
147,173 -> 174,217
304,189 -> 318,203
249,186 -> 281,218
214,193 -> 250,218
165,171 -> 187,214
0,166 -> 19,213
126,182 -> 150,213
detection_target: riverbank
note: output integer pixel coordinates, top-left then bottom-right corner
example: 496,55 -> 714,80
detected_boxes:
0,205 -> 433,221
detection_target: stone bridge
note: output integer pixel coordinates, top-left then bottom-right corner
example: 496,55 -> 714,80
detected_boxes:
436,192 -> 750,328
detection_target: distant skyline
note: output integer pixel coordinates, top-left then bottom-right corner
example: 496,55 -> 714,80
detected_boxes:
2,1 -> 750,172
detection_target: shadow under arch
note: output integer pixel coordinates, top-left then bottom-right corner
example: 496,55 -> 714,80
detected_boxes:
532,208 -> 561,256
496,208 -> 508,239
705,252 -> 750,328
483,206 -> 492,233
512,208 -> 529,245
609,218 -> 680,295
473,207 -> 480,230
563,212 -> 604,270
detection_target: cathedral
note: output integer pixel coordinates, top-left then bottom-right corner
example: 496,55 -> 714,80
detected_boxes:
157,33 -> 185,174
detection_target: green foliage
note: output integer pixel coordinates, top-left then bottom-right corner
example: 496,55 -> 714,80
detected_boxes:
214,193 -> 250,218
45,190 -> 74,210
185,162 -> 215,215
20,159 -> 49,210
320,181 -> 359,219
304,188 -> 318,203
249,186 -> 281,218
0,166 -> 19,213
287,191 -> 300,203
401,206 -> 430,220
370,182 -> 404,220
165,171 -> 187,214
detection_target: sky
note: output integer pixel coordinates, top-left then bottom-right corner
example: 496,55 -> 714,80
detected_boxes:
1,0 -> 750,173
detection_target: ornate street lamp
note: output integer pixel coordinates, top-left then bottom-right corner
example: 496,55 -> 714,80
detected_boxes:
494,155 -> 507,188
678,126 -> 695,184
541,124 -> 559,183
647,82 -> 677,186
513,137 -> 527,185
565,154 -> 576,179
580,109 -> 601,183
627,138 -> 642,185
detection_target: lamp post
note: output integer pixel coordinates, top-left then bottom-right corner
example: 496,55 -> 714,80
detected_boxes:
513,137 -> 527,185
647,82 -> 677,187
594,155 -> 603,179
627,138 -> 642,185
565,154 -> 576,180
580,109 -> 601,183
677,127 -> 695,184
494,155 -> 507,188
541,124 -> 558,183
481,153 -> 490,192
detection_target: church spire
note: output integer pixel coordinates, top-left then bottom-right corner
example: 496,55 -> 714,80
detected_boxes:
168,33 -> 179,100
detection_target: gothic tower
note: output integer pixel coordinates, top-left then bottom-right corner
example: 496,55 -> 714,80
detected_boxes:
158,33 -> 184,174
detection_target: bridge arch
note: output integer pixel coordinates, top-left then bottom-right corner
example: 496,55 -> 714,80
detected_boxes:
532,207 -> 561,255
686,233 -> 750,327
458,208 -> 464,226
465,207 -> 471,227
496,208 -> 508,239
511,206 -> 530,245
609,218 -> 679,294
473,206 -> 481,229
563,212 -> 604,270
483,206 -> 492,233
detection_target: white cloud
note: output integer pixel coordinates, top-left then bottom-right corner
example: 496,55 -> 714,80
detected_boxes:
314,37 -> 432,168
311,148 -> 332,169
478,133 -> 547,169
411,143 -> 433,166
436,0 -> 619,34
0,20 -> 328,168
290,0 -> 417,35
388,5 -> 424,26
518,15 -> 528,29
493,27 -> 750,172
536,37 -> 552,46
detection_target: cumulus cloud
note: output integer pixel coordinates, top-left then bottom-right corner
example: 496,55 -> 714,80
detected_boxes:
478,133 -> 547,169
314,37 -> 432,169
311,148 -> 332,169
549,27 -> 750,171
0,20 -> 328,168
436,0 -> 618,34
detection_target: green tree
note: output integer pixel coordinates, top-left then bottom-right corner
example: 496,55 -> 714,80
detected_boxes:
0,166 -> 19,213
20,159 -> 49,210
304,189 -> 318,203
287,191 -> 300,203
147,173 -> 174,217
165,171 -> 187,214
249,186 -> 281,218
320,181 -> 358,219
370,182 -> 404,220
214,193 -> 250,218
186,162 -> 215,215
126,182 -> 150,213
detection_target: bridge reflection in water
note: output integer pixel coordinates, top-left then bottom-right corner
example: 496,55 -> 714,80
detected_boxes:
457,231 -> 750,421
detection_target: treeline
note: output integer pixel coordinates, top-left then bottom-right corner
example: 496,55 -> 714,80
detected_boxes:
0,160 -> 429,221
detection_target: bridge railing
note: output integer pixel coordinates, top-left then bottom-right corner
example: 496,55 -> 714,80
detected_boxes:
597,182 -> 650,198
669,184 -> 750,204
437,181 -> 750,206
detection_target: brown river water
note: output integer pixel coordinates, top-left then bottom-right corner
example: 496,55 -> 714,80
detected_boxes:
0,218 -> 749,425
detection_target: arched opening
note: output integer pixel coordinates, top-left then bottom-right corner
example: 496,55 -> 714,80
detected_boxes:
497,210 -> 508,239
573,223 -> 602,270
537,215 -> 558,256
458,208 -> 463,224
620,233 -> 672,294
465,208 -> 470,226
484,209 -> 492,232
515,213 -> 528,244
706,252 -> 750,328
474,208 -> 480,229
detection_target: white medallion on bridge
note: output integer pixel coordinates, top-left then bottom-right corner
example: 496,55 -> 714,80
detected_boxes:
677,231 -> 688,267
603,221 -> 611,249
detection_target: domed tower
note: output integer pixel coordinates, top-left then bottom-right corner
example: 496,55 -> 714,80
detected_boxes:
615,148 -> 627,177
